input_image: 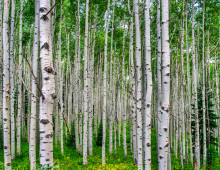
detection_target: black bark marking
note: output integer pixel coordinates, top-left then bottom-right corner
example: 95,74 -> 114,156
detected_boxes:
44,77 -> 50,80
45,133 -> 53,138
41,42 -> 49,50
3,118 -> 7,121
41,15 -> 49,21
50,93 -> 57,99
40,119 -> 49,124
39,7 -> 47,12
4,146 -> 7,149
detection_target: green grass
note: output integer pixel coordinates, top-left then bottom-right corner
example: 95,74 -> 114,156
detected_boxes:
1,128 -> 211,170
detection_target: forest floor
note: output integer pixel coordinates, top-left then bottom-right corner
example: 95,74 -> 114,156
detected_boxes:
0,129 -> 201,170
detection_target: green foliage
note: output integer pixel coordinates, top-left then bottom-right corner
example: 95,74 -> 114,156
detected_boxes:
96,121 -> 103,146
192,82 -> 219,167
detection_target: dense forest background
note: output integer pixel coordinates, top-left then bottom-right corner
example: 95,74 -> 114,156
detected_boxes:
0,0 -> 219,169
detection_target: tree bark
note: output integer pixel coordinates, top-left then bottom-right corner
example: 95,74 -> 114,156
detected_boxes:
39,0 -> 55,167
83,0 -> 89,165
3,0 -> 11,168
9,0 -> 15,160
144,0 -> 152,169
158,0 -> 171,169
192,0 -> 200,169
29,0 -> 39,169
102,0 -> 110,165
133,0 -> 143,169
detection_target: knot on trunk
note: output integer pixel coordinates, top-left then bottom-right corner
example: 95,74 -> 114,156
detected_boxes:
147,142 -> 151,147
3,118 -> 7,121
41,15 -> 49,21
40,119 -> 49,124
44,77 -> 50,80
41,42 -> 50,51
50,93 -> 57,99
45,133 -> 53,138
4,146 -> 7,149
159,155 -> 163,159
44,66 -> 56,75
39,7 -> 47,12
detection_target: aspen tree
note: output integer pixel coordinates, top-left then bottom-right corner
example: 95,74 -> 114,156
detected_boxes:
102,0 -> 110,165
192,0 -> 200,169
122,14 -> 127,159
30,0 -> 39,168
17,0 -> 23,155
83,0 -> 89,165
157,0 -> 162,159
0,0 -> 2,126
128,0 -> 136,162
109,1 -> 115,154
158,0 -> 171,169
3,0 -> 11,168
185,0 -> 193,164
9,0 -> 15,160
58,2 -> 64,154
39,0 -> 56,166
133,0 -> 143,169
202,0 -> 207,167
144,0 -> 152,168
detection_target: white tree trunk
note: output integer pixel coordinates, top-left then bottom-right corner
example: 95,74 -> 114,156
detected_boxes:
9,0 -> 15,160
83,0 -> 89,165
133,0 -> 143,169
202,0 -> 207,167
17,0 -> 23,156
0,0 -> 3,128
3,0 -> 11,168
39,0 -> 55,167
185,2 -> 193,164
192,1 -> 200,169
158,0 -> 171,169
102,0 -> 110,165
144,0 -> 152,169
29,0 -> 39,169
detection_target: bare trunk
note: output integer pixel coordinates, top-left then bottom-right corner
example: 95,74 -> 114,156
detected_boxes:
102,0 -> 110,165
39,0 -> 55,166
144,0 -> 152,169
3,0 -> 11,168
29,0 -> 39,169
134,0 -> 143,169
9,0 -> 15,160
83,0 -> 89,165
192,1 -> 200,169
158,0 -> 170,169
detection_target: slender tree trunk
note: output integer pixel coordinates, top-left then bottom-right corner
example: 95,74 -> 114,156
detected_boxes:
9,0 -> 15,160
144,0 -> 152,169
3,0 -> 11,168
109,1 -> 115,154
192,0 -> 200,169
157,0 -> 162,161
185,0 -> 193,164
39,0 -> 55,167
158,0 -> 171,169
17,0 -> 24,156
58,2 -> 64,154
0,0 -> 3,129
133,0 -> 143,169
202,0 -> 207,168
102,0 -> 110,165
83,0 -> 89,165
29,0 -> 39,169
